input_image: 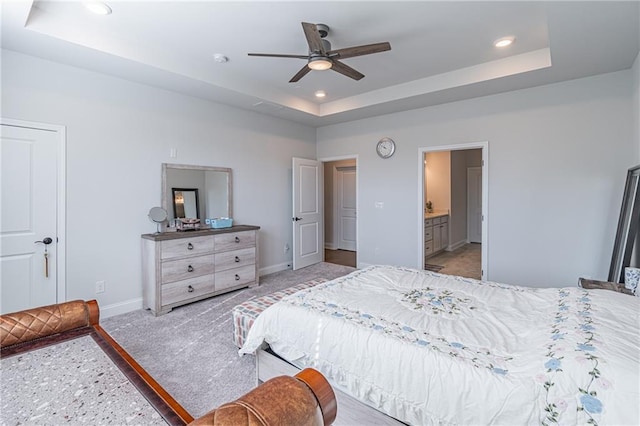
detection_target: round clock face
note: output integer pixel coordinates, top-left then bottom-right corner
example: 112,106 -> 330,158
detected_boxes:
376,137 -> 396,158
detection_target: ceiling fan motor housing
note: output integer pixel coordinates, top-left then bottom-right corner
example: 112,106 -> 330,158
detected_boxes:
316,23 -> 329,38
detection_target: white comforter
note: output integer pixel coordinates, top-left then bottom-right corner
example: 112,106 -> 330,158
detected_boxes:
240,265 -> 640,425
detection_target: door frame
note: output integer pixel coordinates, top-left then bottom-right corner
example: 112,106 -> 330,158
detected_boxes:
418,142 -> 488,280
319,155 -> 359,265
1,117 -> 67,302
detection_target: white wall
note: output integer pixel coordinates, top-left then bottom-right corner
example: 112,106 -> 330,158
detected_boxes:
634,51 -> 640,161
1,50 -> 316,316
317,70 -> 635,287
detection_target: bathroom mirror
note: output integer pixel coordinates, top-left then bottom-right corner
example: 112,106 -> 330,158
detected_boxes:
162,163 -> 232,225
609,164 -> 640,283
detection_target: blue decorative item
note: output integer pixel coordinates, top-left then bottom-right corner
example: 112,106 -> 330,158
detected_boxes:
209,217 -> 233,229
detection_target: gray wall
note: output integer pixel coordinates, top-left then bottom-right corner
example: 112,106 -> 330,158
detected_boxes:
317,70 -> 635,287
2,49 -> 316,316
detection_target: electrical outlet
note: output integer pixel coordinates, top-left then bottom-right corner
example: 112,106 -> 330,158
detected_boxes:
284,243 -> 290,253
96,280 -> 105,294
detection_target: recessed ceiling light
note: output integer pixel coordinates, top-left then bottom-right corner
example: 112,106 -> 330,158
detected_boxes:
494,37 -> 515,48
213,54 -> 228,63
84,2 -> 112,15
315,90 -> 327,98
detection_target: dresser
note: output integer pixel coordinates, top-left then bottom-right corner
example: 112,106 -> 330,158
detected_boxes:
142,225 -> 260,316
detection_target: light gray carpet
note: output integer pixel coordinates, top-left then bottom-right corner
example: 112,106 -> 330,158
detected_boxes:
101,262 -> 355,419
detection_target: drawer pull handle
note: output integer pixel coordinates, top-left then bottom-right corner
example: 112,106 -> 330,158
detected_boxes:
235,274 -> 240,281
187,265 -> 194,272
235,236 -> 240,243
187,243 -> 194,250
187,285 -> 194,293
235,256 -> 240,263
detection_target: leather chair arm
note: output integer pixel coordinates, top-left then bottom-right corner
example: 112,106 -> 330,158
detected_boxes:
0,299 -> 99,348
190,368 -> 337,426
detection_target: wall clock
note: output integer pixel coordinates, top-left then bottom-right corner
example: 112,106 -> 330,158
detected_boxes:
376,137 -> 396,159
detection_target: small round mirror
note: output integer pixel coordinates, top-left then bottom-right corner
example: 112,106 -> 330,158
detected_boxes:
148,207 -> 168,233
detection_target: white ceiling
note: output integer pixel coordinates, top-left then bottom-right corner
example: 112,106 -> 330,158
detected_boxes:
2,1 -> 639,127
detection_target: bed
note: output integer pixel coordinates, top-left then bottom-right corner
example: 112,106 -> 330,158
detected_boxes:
240,265 -> 640,425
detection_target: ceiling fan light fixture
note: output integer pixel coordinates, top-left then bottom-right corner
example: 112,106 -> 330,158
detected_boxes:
494,36 -> 515,48
308,57 -> 332,71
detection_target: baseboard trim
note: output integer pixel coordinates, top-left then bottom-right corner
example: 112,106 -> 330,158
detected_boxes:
447,239 -> 467,251
100,298 -> 143,319
259,262 -> 291,276
325,243 -> 337,250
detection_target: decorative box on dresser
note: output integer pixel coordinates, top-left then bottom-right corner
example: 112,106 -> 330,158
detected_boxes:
142,225 -> 260,316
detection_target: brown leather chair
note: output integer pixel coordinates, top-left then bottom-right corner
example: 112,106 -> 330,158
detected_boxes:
189,368 -> 337,426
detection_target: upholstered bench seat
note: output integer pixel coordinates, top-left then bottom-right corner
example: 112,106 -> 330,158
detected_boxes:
232,278 -> 327,348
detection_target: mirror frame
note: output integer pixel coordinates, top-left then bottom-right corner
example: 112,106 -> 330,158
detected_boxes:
162,163 -> 233,225
609,164 -> 640,283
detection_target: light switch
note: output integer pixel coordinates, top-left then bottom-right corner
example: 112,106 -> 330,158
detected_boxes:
375,202 -> 384,209
170,148 -> 177,158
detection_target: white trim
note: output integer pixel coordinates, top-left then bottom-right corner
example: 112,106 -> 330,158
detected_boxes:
318,154 -> 359,257
448,239 -> 467,252
418,141 -> 489,280
1,117 -> 67,302
325,243 -> 338,250
259,262 -> 291,276
100,298 -> 143,319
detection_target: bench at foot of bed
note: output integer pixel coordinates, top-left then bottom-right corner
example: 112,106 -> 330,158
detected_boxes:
231,278 -> 327,348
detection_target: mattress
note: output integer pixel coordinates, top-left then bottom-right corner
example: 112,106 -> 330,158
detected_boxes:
240,265 -> 640,425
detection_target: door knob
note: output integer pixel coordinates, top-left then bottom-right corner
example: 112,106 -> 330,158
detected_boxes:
293,217 -> 302,221
34,237 -> 53,245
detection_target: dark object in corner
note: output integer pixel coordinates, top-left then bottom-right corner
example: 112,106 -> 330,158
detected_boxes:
609,164 -> 640,283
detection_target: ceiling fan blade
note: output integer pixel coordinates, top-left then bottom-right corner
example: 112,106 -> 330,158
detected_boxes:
248,53 -> 309,59
330,60 -> 364,80
302,22 -> 326,54
289,64 -> 312,83
329,42 -> 391,60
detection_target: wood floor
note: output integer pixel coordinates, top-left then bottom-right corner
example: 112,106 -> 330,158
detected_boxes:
325,249 -> 356,268
324,244 -> 480,280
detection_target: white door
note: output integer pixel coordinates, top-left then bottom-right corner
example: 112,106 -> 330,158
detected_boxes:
1,122 -> 63,313
292,158 -> 323,270
467,167 -> 482,243
337,166 -> 356,251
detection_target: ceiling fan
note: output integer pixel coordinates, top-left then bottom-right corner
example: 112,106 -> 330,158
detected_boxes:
248,22 -> 391,83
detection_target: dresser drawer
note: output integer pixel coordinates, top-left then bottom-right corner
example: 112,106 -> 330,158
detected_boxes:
161,255 -> 214,284
161,274 -> 215,307
215,264 -> 256,291
215,247 -> 256,272
439,215 -> 448,224
424,219 -> 433,227
432,217 -> 441,225
215,231 -> 256,252
161,236 -> 214,260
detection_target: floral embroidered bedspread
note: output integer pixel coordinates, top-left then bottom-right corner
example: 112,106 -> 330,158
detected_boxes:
240,265 -> 640,425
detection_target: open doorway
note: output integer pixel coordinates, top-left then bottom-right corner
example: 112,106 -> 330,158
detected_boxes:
420,143 -> 488,280
323,159 -> 357,268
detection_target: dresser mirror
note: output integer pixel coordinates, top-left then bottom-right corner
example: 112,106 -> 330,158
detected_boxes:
162,163 -> 232,225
